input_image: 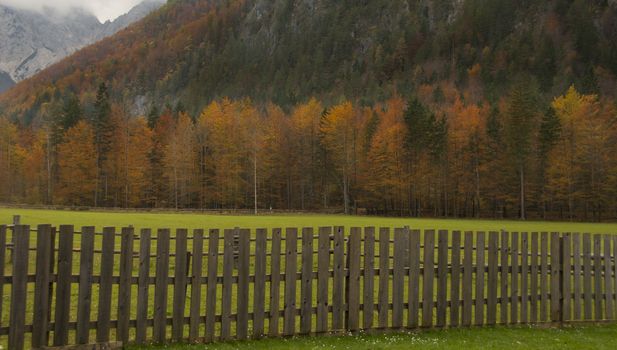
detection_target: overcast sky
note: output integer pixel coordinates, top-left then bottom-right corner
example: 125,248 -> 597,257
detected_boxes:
0,0 -> 146,22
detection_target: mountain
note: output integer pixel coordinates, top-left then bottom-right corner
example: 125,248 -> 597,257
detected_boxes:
0,0 -> 165,92
1,0 -> 616,121
0,71 -> 14,91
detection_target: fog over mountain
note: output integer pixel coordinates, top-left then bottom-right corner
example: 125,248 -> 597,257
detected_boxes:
0,0 -> 165,92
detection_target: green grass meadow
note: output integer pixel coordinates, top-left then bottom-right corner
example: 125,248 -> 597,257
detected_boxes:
2,208 -> 617,233
129,324 -> 617,350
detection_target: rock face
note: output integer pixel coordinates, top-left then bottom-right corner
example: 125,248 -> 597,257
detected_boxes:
0,0 -> 165,91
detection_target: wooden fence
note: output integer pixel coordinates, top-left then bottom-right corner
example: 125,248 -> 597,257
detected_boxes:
1,225 -> 617,349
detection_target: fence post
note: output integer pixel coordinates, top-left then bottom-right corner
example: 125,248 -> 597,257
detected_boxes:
8,224 -> 29,350
32,225 -> 53,349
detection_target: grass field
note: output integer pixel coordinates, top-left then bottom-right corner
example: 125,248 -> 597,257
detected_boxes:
2,207 -> 617,233
129,324 -> 617,350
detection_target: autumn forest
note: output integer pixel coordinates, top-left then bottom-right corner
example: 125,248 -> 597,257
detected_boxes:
1,0 -> 617,220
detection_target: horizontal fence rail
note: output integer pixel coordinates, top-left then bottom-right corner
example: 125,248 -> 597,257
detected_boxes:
1,225 -> 616,349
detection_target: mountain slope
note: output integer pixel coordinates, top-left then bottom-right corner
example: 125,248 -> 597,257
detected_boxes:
1,0 -> 616,121
0,0 -> 165,91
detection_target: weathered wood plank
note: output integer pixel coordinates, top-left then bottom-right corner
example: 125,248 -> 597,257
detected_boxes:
408,229 -> 421,328
284,228 -> 298,336
237,229 -> 250,340
317,227 -> 331,333
475,231 -> 485,326
97,227 -> 116,343
392,228 -> 406,328
550,232 -> 562,322
136,229 -> 151,344
8,225 -> 30,350
117,227 -> 134,344
189,229 -> 204,342
423,230 -> 435,328
604,235 -> 613,320
593,234 -> 603,320
520,232 -> 529,324
301,227 -> 314,334
253,228 -> 267,338
54,225 -> 74,346
172,229 -> 188,342
572,233 -> 582,321
500,230 -> 509,324
436,230 -> 448,328
221,229 -> 235,340
530,232 -> 539,323
450,231 -> 461,327
153,228 -> 170,343
347,227 -> 361,331
583,233 -> 592,320
268,228 -> 282,337
363,227 -> 375,330
462,232 -> 473,327
76,226 -> 95,344
204,229 -> 219,342
378,228 -> 390,329
487,231 -> 498,325
562,233 -> 571,322
32,225 -> 53,349
511,232 -> 519,324
0,225 -> 6,332
540,232 -> 549,322
333,226 -> 345,330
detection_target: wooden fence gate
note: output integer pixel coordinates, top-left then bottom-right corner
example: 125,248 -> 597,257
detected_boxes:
1,224 -> 616,349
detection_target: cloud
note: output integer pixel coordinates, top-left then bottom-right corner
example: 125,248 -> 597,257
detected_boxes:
0,0 -> 145,22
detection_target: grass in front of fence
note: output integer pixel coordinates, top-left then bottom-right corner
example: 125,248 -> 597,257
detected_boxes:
129,324 -> 617,350
2,207 -> 617,233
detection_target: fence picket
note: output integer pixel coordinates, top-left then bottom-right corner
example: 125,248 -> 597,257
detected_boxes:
392,228 -> 406,328
422,230 -> 435,328
462,232 -> 473,327
205,229 -> 220,342
572,233 -> 582,320
562,233 -> 571,321
237,229 -> 251,340
269,229 -> 282,337
551,232 -> 562,322
487,232 -> 498,325
153,228 -> 170,343
500,230 -> 509,324
254,228 -> 267,338
347,227 -> 361,331
8,225 -> 29,350
136,229 -> 152,344
510,232 -> 519,324
221,229 -> 235,340
76,226 -> 95,344
408,229 -> 421,328
604,235 -> 613,320
54,225 -> 74,346
32,225 -> 52,349
284,228 -> 298,336
301,228 -> 314,334
378,228 -> 390,328
521,232 -> 529,323
118,227 -> 135,344
449,231 -> 461,327
593,235 -> 603,320
475,232 -> 485,326
97,227 -> 116,343
333,226 -> 345,330
0,225 -> 5,332
583,233 -> 592,320
530,232 -> 538,323
436,230 -> 448,328
540,232 -> 549,322
317,227 -> 331,333
363,227 -> 375,330
189,229 -> 204,342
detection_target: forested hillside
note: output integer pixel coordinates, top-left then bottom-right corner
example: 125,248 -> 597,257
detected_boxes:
0,0 -> 616,220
